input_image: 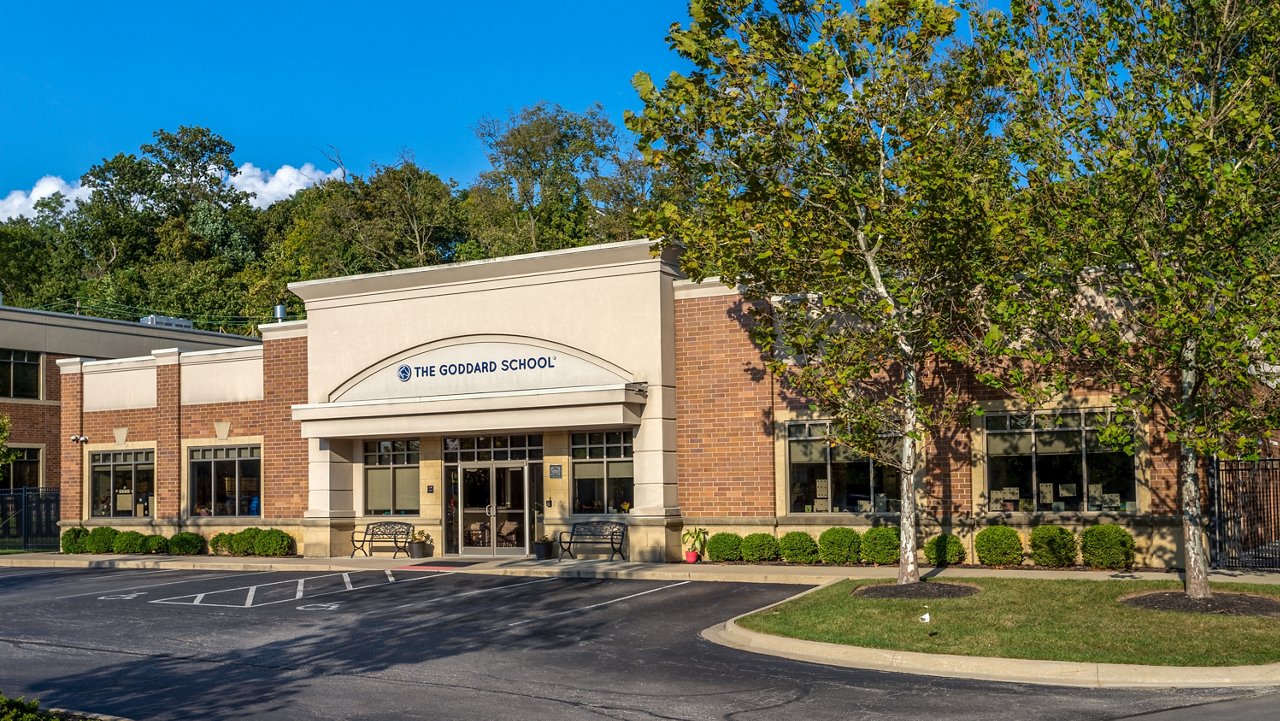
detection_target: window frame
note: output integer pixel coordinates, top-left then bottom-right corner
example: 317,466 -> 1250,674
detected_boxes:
188,445 -> 262,518
570,430 -> 635,515
1,446 -> 41,490
786,421 -> 901,515
982,408 -> 1138,513
0,348 -> 41,400
89,449 -> 155,518
362,439 -> 421,516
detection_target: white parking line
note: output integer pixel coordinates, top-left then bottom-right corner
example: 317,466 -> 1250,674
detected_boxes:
55,571 -> 275,600
507,581 -> 691,627
150,570 -> 453,608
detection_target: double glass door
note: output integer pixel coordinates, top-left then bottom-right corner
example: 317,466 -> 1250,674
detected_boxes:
459,464 -> 528,556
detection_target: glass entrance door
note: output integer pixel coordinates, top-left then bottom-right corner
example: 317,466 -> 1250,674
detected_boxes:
459,464 -> 528,556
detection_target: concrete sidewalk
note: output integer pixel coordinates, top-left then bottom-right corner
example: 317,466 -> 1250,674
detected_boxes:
2,551 -> 1278,585
3,552 -> 1278,689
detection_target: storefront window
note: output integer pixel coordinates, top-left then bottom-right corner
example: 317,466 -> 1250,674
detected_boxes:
571,431 -> 634,513
1,447 -> 40,490
788,422 -> 900,513
91,450 -> 154,518
363,439 -> 420,515
985,409 -> 1136,512
0,349 -> 40,400
190,446 -> 261,517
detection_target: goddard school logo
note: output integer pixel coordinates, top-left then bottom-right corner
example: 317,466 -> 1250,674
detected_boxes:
396,364 -> 412,382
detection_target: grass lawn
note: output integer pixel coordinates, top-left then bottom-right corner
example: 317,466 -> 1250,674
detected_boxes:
737,578 -> 1280,667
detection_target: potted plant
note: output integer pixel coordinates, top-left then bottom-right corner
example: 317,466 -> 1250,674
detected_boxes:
682,527 -> 708,563
407,530 -> 432,559
532,534 -> 556,561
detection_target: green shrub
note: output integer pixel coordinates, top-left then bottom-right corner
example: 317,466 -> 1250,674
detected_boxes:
111,530 -> 148,554
168,532 -> 206,556
230,527 -> 264,556
0,692 -> 50,720
779,531 -> 820,564
818,527 -> 860,565
60,526 -> 89,554
209,532 -> 235,556
1081,524 -> 1136,570
706,532 -> 743,562
84,526 -> 120,554
860,526 -> 900,565
923,533 -> 965,565
974,526 -> 1024,566
740,533 -> 780,563
1029,525 -> 1078,567
253,529 -> 295,557
144,534 -> 169,554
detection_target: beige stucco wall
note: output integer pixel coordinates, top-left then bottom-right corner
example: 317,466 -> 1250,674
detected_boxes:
180,347 -> 264,405
290,241 -> 684,542
82,358 -> 157,411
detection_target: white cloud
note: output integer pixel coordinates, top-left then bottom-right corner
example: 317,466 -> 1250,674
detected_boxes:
0,175 -> 91,221
231,162 -> 344,208
0,162 -> 343,220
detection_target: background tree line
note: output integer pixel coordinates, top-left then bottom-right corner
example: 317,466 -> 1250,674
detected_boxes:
0,103 -> 657,333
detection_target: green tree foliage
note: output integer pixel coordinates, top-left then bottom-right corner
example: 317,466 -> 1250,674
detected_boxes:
629,0 -> 1012,584
993,0 -> 1280,598
462,102 -> 648,259
0,415 -> 17,473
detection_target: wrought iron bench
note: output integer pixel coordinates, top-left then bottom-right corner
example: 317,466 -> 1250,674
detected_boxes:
351,521 -> 414,558
558,521 -> 628,561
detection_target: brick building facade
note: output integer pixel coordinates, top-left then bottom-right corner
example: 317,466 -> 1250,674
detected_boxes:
52,241 -> 1192,564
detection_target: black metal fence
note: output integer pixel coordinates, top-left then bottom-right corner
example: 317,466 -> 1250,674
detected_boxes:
1211,459 -> 1280,570
0,488 -> 61,551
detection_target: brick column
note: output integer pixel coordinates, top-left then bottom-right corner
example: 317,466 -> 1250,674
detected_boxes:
154,349 -> 182,521
56,358 -> 84,523
263,335 -> 309,518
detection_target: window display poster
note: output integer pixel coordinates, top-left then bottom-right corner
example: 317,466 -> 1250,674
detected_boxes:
1059,484 -> 1077,498
1088,484 -> 1103,502
1039,483 -> 1054,502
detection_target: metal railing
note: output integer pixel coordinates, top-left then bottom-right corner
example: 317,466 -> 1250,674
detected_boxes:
0,488 -> 61,551
1211,459 -> 1280,569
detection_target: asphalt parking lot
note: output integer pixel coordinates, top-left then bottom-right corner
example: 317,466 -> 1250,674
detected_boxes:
0,566 -> 1273,721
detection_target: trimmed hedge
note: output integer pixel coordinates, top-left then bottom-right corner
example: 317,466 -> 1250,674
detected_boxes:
84,526 -> 120,554
230,528 -> 264,556
1029,525 -> 1077,567
144,534 -> 169,554
861,526 -> 900,565
779,531 -> 820,564
1,692 -> 57,720
741,533 -> 781,563
253,529 -> 295,557
818,527 -> 860,565
111,530 -> 148,554
60,526 -> 89,554
975,526 -> 1023,566
209,532 -> 235,556
923,533 -> 965,566
706,532 -> 743,562
168,532 -> 206,556
1081,524 -> 1136,570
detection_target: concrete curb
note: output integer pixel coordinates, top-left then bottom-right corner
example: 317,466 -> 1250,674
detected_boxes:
701,581 -> 1280,689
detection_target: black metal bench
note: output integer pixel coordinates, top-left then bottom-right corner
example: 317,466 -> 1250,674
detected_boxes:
351,521 -> 413,558
558,521 -> 628,561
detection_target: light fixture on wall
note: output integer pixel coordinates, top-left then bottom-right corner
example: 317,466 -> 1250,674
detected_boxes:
68,435 -> 89,444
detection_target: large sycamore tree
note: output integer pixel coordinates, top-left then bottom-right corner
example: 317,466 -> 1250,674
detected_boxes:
630,0 -> 1011,583
999,0 -> 1280,597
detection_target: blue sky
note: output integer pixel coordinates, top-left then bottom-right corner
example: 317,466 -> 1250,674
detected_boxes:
0,1 -> 692,215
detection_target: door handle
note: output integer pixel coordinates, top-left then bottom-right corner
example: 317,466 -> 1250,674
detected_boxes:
485,504 -> 494,517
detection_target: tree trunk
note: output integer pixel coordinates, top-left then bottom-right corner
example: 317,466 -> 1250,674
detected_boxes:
897,365 -> 921,585
1180,359 -> 1212,599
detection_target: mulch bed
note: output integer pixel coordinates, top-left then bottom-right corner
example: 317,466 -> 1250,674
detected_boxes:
1121,591 -> 1280,617
854,581 -> 980,599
